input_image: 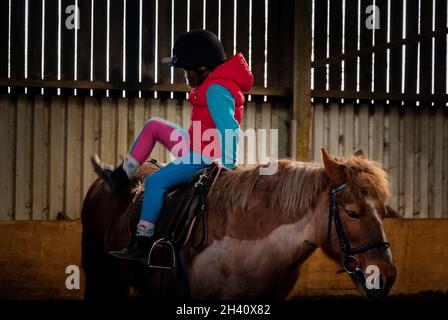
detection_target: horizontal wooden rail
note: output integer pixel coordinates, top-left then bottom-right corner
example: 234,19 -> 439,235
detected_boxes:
312,28 -> 448,67
312,89 -> 448,103
0,79 -> 291,97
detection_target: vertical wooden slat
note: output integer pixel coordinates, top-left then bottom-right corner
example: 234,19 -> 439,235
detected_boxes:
109,0 -> 124,86
32,96 -> 49,220
359,0 -> 373,93
10,0 -> 25,94
61,0 -> 75,95
373,0 -> 388,93
142,0 -> 156,85
182,99 -> 191,130
359,104 -> 369,152
43,0 -> 58,84
323,104 -> 330,151
419,107 -> 429,218
312,104 -> 324,161
383,106 -> 390,172
156,0 -> 172,85
443,110 -> 448,217
353,104 -> 359,150
388,105 -> 400,213
100,97 -> 116,163
404,0 -> 418,96
251,0 -> 265,88
267,0 -> 293,88
205,0 -> 219,36
189,0 -> 204,30
174,0 -> 188,84
258,102 -> 271,162
419,0 -> 433,96
133,98 -> 146,141
15,95 -> 32,220
413,106 -> 421,216
428,108 -> 435,217
0,95 -> 16,220
372,105 -> 384,163
116,98 -> 129,162
149,99 -> 164,162
125,0 -> 140,97
27,0 -> 43,82
221,0 -> 235,57
82,97 -> 100,198
338,102 -> 345,155
434,0 -> 447,99
166,99 -> 178,162
293,0 -> 312,161
238,106 -> 246,166
433,108 -> 444,218
368,107 -> 374,159
76,0 -> 92,83
389,0 -> 403,96
65,96 -> 83,219
404,107 -> 415,218
343,103 -> 354,155
93,0 -> 107,87
0,1 -> 9,84
313,0 -> 328,91
343,0 -> 358,92
329,103 -> 339,155
329,0 -> 342,91
49,96 -> 66,220
398,106 -> 405,215
245,101 -> 256,165
270,101 -> 279,159
236,0 -> 250,61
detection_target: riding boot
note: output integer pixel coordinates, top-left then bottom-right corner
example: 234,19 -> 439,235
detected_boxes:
90,154 -> 130,194
108,236 -> 155,262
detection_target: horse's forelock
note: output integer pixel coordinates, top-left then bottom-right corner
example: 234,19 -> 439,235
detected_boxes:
341,156 -> 390,205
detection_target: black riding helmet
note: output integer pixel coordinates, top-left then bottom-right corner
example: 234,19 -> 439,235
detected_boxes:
162,29 -> 226,69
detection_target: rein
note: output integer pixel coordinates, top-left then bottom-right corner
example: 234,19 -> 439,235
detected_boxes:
327,182 -> 390,293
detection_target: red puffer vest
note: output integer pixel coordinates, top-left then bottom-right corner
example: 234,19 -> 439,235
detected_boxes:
187,52 -> 254,156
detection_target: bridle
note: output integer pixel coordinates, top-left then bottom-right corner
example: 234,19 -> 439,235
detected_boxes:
328,182 -> 390,293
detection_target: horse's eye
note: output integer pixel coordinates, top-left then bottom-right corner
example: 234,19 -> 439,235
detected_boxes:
345,210 -> 360,219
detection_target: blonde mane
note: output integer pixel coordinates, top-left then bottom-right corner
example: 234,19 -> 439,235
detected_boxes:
209,156 -> 390,218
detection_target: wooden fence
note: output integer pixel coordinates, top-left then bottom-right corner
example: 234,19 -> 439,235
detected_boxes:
311,0 -> 447,104
312,102 -> 448,218
0,0 -> 294,96
0,94 -> 289,220
0,0 -> 447,220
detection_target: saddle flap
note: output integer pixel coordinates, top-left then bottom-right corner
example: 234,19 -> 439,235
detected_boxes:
130,162 -> 222,250
156,162 -> 221,247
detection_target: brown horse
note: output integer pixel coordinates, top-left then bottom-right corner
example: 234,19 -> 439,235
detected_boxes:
81,148 -> 396,299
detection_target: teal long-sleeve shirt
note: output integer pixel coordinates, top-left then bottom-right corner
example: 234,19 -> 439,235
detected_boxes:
205,84 -> 240,168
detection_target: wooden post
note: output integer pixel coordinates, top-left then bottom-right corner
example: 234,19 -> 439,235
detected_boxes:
292,0 -> 312,161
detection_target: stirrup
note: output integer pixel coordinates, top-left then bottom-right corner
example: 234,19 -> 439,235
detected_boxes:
147,238 -> 176,270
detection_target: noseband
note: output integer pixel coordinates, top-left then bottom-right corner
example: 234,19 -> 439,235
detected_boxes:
328,182 -> 390,289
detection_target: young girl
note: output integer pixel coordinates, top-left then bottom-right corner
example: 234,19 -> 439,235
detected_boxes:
91,29 -> 253,260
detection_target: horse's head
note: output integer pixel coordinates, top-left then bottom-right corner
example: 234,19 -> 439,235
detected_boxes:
318,148 -> 396,299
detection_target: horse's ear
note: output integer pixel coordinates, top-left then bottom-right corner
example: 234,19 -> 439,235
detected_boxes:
321,148 -> 346,184
353,149 -> 366,159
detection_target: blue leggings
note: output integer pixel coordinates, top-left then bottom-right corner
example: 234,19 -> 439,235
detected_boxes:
140,152 -> 210,223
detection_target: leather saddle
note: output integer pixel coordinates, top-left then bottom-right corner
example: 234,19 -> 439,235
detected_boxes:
128,160 -> 223,269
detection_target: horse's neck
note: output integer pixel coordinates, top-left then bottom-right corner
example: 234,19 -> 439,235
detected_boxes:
287,207 -> 320,263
